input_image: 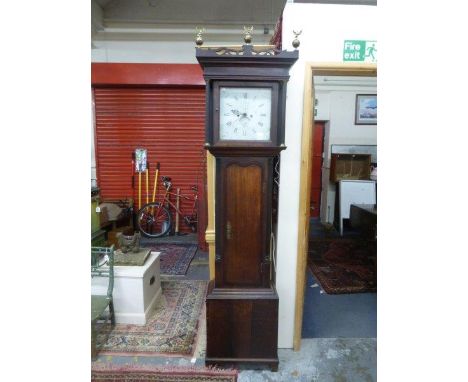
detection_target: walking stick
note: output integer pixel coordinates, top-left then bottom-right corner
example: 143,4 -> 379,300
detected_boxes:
131,152 -> 136,229
175,188 -> 180,235
138,171 -> 142,211
145,166 -> 149,205
152,162 -> 160,203
131,159 -> 135,189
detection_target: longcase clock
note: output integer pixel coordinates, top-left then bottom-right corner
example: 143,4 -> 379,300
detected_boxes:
196,40 -> 298,371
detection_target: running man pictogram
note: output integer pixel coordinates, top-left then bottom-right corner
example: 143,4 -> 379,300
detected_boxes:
366,43 -> 376,61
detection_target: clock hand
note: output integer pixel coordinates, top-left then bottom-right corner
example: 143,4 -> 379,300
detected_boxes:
231,109 -> 240,117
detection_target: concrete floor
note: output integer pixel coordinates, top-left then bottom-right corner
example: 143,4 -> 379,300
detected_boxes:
238,338 -> 376,382
98,338 -> 376,382
102,232 -> 377,381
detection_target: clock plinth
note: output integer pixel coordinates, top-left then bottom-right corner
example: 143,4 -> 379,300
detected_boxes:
196,44 -> 298,371
205,281 -> 279,371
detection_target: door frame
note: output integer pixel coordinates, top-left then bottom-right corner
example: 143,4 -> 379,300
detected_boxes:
293,62 -> 377,350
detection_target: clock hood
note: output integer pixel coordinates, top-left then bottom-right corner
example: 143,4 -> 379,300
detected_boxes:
196,44 -> 298,81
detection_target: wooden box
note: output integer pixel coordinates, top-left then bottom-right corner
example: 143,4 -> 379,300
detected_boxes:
330,154 -> 371,182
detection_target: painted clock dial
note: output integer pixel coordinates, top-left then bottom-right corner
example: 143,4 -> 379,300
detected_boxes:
219,87 -> 272,141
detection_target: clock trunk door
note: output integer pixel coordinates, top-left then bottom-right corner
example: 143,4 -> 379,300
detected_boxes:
216,157 -> 272,288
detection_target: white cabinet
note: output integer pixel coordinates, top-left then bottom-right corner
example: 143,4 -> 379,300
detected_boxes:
338,180 -> 376,235
92,251 -> 162,325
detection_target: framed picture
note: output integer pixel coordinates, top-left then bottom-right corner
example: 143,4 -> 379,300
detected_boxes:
355,94 -> 377,125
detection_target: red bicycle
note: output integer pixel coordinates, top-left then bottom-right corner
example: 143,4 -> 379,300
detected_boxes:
137,176 -> 198,238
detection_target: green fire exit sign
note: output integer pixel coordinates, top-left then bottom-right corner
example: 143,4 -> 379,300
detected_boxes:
343,40 -> 377,63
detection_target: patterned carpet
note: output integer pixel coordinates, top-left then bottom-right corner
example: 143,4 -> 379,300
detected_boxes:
143,244 -> 198,275
308,238 -> 377,294
96,280 -> 207,357
91,364 -> 237,382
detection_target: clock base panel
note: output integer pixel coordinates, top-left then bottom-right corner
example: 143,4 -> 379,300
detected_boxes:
205,282 -> 279,371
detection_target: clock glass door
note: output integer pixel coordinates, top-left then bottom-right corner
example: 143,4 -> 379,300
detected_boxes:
219,87 -> 272,141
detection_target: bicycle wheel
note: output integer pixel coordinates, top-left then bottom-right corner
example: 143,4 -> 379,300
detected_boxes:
137,202 -> 172,238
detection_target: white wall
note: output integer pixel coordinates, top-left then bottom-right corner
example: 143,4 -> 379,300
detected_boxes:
276,3 -> 377,348
92,40 -> 217,64
92,34 -> 273,63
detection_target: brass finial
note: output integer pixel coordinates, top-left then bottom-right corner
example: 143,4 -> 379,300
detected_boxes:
243,26 -> 254,44
292,30 -> 302,49
195,27 -> 205,46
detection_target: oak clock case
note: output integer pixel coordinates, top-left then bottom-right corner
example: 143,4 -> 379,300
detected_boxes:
196,44 -> 298,372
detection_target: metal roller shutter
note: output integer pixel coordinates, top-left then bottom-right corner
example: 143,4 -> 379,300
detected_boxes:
93,86 -> 206,239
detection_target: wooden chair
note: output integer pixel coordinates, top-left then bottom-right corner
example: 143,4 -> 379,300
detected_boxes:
91,245 -> 115,360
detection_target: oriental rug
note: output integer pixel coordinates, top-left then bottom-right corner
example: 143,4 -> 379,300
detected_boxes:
308,238 -> 377,294
91,364 -> 237,382
96,280 -> 207,357
143,243 -> 198,275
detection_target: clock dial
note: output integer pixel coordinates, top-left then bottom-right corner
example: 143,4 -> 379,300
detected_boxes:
219,87 -> 272,141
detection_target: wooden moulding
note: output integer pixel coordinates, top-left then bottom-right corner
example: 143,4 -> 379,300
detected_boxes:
205,152 -> 216,281
206,146 -> 285,157
207,286 -> 279,300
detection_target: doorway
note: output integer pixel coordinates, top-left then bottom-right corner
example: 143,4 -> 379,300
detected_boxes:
302,79 -> 377,339
293,63 -> 377,350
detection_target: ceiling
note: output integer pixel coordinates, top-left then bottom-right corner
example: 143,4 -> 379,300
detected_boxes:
92,0 -> 376,43
92,0 -> 289,44
92,0 -> 286,32
293,0 -> 375,4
